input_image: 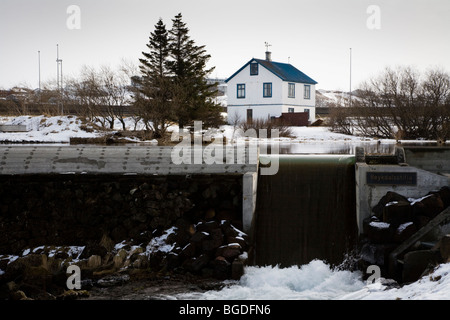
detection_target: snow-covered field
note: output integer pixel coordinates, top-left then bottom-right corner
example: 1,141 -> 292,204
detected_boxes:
0,115 -> 103,143
0,115 -> 385,146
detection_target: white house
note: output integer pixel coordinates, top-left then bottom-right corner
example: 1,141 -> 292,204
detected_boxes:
225,51 -> 317,125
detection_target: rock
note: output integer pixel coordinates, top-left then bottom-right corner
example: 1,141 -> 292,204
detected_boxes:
113,249 -> 128,269
227,236 -> 249,251
205,208 -> 216,220
372,192 -> 409,218
201,228 -> 224,253
96,274 -> 130,287
231,259 -> 244,280
212,256 -> 230,280
196,221 -> 220,233
411,194 -> 444,219
80,244 -> 108,259
393,222 -> 417,243
132,255 -> 149,269
10,290 -> 30,301
165,252 -> 181,270
180,243 -> 196,259
435,186 -> 450,208
190,231 -> 209,244
57,289 -> 90,300
402,249 -> 441,283
382,201 -> 413,226
363,216 -> 393,244
360,242 -> 396,266
87,255 -> 102,269
183,254 -> 210,273
4,254 -> 48,282
414,215 -> 431,229
216,243 -> 242,260
439,234 -> 450,262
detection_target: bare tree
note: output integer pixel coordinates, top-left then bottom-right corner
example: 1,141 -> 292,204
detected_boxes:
333,66 -> 450,141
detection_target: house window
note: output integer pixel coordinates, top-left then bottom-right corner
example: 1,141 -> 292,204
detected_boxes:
237,84 -> 245,99
263,83 -> 272,98
250,63 -> 258,76
304,85 -> 311,99
288,83 -> 295,98
288,107 -> 294,113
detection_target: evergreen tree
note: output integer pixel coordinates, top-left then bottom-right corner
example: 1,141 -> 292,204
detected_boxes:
168,13 -> 223,128
135,14 -> 223,137
135,18 -> 175,138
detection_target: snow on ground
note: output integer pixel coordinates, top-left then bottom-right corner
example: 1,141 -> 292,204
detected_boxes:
341,262 -> 450,300
0,115 -> 382,145
0,115 -> 102,143
171,260 -> 450,300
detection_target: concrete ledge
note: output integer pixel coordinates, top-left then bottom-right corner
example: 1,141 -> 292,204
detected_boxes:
0,146 -> 258,175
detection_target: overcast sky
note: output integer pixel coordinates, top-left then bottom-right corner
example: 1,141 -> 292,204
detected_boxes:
1,0 -> 450,90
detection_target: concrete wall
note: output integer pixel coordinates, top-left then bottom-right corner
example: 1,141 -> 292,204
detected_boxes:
403,146 -> 450,175
355,163 -> 450,233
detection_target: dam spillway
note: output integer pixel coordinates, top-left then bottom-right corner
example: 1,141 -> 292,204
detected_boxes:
252,155 -> 358,267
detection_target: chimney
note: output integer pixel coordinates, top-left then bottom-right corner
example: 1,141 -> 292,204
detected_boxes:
265,51 -> 272,61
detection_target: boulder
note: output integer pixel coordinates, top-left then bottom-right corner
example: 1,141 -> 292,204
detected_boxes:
201,228 -> 224,253
360,242 -> 397,266
87,255 -> 102,269
382,201 -> 413,226
183,254 -> 210,273
433,186 -> 450,209
439,234 -> 450,262
411,194 -> 444,219
363,216 -> 393,244
402,249 -> 441,283
216,243 -> 242,261
211,256 -> 230,280
372,192 -> 409,218
393,222 -> 417,243
179,243 -> 196,259
231,259 -> 245,280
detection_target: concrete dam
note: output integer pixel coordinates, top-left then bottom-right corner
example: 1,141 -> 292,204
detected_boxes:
1,145 -> 449,278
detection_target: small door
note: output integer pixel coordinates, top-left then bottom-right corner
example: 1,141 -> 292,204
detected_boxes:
247,109 -> 253,124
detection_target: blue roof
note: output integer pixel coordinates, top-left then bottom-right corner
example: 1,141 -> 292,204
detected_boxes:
225,58 -> 318,84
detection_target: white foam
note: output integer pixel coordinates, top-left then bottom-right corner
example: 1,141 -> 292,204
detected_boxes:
170,260 -> 450,300
174,259 -> 365,300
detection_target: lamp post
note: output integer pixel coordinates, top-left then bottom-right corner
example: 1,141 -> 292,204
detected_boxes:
56,44 -> 64,114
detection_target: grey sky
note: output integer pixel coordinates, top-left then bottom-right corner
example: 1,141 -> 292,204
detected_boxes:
1,0 -> 450,90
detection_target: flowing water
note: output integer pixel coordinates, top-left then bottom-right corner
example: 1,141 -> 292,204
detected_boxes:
252,154 -> 358,267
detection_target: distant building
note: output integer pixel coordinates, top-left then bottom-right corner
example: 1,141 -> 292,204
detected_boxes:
225,51 -> 317,125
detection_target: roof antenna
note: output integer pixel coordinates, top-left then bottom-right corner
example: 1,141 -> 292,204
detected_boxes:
264,42 -> 272,61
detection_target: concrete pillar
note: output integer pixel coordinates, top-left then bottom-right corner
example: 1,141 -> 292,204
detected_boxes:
242,171 -> 258,235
